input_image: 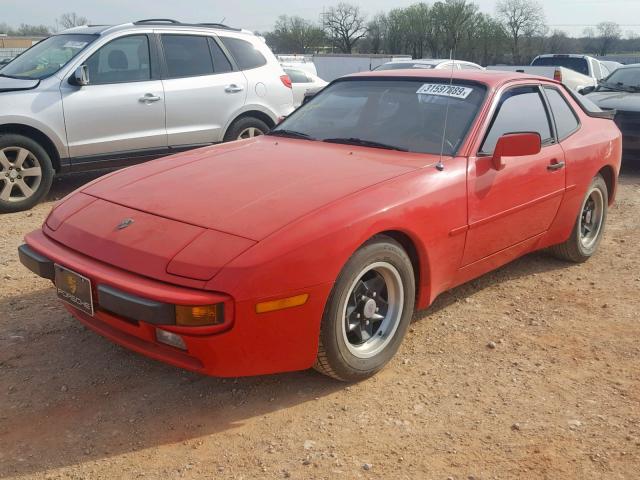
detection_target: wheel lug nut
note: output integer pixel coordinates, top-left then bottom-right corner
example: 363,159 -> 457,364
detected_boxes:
361,295 -> 367,301
17,175 -> 21,179
372,292 -> 376,297
365,320 -> 370,325
376,307 -> 379,312
356,313 -> 361,319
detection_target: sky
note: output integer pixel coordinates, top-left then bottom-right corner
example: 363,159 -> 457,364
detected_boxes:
1,0 -> 640,36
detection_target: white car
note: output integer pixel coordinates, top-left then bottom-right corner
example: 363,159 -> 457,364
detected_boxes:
374,59 -> 484,71
283,67 -> 328,107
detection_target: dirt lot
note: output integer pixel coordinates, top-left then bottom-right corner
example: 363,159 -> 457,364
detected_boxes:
1,167 -> 639,480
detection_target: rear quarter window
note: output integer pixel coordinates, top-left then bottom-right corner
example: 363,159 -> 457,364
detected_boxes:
544,87 -> 580,139
219,37 -> 267,70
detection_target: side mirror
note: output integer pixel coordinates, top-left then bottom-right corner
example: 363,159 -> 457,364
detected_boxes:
69,65 -> 90,86
491,132 -> 541,171
580,86 -> 595,95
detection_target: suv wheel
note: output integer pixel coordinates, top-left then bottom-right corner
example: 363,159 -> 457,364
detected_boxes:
224,117 -> 270,142
0,134 -> 54,214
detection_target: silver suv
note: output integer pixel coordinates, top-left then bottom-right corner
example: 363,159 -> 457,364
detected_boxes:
0,19 -> 295,213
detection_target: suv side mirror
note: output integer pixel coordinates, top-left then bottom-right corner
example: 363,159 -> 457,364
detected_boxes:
69,65 -> 90,86
581,86 -> 595,95
491,132 -> 541,170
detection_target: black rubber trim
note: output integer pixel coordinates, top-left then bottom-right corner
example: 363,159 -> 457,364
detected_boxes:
18,244 -> 55,280
97,284 -> 176,325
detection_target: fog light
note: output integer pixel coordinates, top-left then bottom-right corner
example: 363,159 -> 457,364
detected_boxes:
156,329 -> 187,350
176,304 -> 224,326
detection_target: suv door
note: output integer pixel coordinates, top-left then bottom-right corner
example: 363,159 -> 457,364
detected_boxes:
61,34 -> 167,159
159,34 -> 247,146
463,85 -> 566,265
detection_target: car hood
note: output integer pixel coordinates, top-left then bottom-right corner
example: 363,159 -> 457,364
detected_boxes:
0,76 -> 40,93
82,136 -> 421,241
587,90 -> 640,112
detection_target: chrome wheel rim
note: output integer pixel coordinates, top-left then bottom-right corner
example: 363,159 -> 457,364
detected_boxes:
0,146 -> 42,203
579,187 -> 604,250
341,261 -> 404,359
238,127 -> 263,140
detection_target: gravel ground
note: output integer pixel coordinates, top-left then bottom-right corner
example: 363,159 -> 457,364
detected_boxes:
1,166 -> 639,480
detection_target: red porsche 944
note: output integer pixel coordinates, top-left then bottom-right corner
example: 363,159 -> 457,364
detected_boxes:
19,70 -> 621,381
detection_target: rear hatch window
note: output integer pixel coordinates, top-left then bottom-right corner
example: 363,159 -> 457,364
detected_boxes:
532,56 -> 589,76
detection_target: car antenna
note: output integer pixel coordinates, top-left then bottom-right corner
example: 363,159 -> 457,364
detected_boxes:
436,46 -> 457,172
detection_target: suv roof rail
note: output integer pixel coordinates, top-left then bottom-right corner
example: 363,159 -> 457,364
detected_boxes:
134,18 -> 181,25
131,18 -> 242,31
197,23 -> 242,31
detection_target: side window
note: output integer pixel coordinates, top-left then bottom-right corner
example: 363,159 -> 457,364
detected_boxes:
161,35 -> 214,78
220,37 -> 267,70
481,86 -> 552,154
85,35 -> 151,84
208,38 -> 233,73
285,69 -> 310,83
544,87 -> 580,139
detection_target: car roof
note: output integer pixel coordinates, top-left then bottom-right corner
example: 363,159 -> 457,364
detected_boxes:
57,19 -> 252,37
347,68 -> 556,88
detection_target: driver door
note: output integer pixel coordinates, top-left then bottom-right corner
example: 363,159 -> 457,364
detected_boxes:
463,85 -> 566,265
60,34 -> 167,160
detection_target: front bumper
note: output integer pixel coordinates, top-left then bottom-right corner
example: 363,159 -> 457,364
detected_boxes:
19,230 -> 332,377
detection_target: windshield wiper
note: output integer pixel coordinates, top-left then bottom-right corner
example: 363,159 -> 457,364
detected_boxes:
268,129 -> 315,141
598,81 -> 637,93
322,137 -> 409,152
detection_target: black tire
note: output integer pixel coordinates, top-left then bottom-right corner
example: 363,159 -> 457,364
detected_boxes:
0,134 -> 54,214
223,116 -> 270,142
314,235 -> 416,382
549,174 -> 608,263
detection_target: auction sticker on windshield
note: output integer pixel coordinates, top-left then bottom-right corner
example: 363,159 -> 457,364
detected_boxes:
417,84 -> 473,99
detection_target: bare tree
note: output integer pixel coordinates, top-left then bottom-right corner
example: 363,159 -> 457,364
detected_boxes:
597,21 -> 621,55
496,0 -> 545,64
547,29 -> 570,54
438,0 -> 479,54
55,12 -> 90,31
324,2 -> 368,53
366,13 -> 387,54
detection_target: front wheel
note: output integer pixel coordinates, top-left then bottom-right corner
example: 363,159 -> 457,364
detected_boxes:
314,236 -> 416,381
223,117 -> 270,142
550,174 -> 608,263
0,134 -> 54,214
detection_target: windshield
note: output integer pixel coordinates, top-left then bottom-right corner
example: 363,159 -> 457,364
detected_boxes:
531,56 -> 589,76
0,34 -> 96,80
598,67 -> 640,91
375,63 -> 435,71
271,79 -> 487,156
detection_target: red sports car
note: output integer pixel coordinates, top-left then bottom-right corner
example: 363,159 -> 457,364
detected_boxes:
19,70 -> 621,381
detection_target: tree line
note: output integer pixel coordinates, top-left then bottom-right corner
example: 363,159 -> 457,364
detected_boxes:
0,12 -> 89,36
263,0 -> 632,65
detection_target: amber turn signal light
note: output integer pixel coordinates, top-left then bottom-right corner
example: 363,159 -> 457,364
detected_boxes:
255,294 -> 309,314
175,304 -> 224,326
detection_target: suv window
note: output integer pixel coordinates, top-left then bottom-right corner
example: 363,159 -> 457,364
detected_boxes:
162,35 -> 214,78
531,56 -> 589,76
285,68 -> 310,83
460,63 -> 481,70
544,87 -> 580,139
220,37 -> 267,70
481,86 -> 552,154
85,35 -> 151,84
208,38 -> 233,73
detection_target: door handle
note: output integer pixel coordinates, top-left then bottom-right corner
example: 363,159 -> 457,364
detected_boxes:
225,84 -> 244,93
139,93 -> 162,103
547,160 -> 565,171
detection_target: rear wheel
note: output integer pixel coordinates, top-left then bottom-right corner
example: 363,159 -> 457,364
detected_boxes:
224,117 -> 270,142
0,134 -> 54,214
550,174 -> 608,263
314,236 -> 415,381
